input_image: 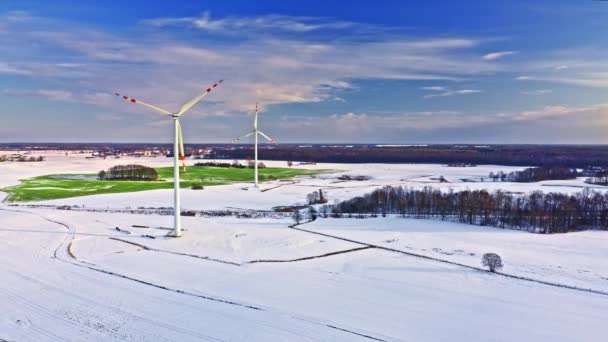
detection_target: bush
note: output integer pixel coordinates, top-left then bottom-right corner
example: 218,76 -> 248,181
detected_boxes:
181,210 -> 197,216
481,253 -> 503,272
191,184 -> 204,190
337,175 -> 371,181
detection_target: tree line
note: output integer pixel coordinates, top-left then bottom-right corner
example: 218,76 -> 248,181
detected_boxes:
586,171 -> 608,186
194,160 -> 266,169
331,186 -> 608,233
0,155 -> 45,162
98,164 -> 159,181
208,145 -> 608,167
489,166 -> 578,182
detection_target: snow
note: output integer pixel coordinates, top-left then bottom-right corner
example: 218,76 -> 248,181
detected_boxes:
3,152 -> 603,209
1,153 -> 607,341
303,217 -> 608,293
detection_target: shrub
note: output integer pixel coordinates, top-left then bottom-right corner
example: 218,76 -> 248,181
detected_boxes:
191,184 -> 204,190
481,253 -> 503,272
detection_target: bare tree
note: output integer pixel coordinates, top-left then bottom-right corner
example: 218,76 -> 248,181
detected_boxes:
307,207 -> 318,221
481,253 -> 503,272
292,210 -> 303,225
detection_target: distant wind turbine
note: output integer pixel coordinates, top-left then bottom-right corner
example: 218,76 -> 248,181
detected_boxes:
114,80 -> 223,237
232,103 -> 276,188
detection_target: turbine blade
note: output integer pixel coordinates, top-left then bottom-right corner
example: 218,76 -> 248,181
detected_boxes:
177,80 -> 224,116
177,121 -> 186,172
232,131 -> 254,143
114,92 -> 172,115
258,131 -> 276,144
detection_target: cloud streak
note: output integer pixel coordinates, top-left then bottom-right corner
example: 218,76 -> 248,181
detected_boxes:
482,51 -> 516,60
423,88 -> 483,99
142,11 -> 356,33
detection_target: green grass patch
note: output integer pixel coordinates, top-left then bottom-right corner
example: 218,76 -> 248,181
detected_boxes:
1,166 -> 324,202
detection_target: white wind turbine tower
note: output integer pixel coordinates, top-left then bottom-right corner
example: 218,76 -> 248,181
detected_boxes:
114,80 -> 223,237
232,103 -> 276,188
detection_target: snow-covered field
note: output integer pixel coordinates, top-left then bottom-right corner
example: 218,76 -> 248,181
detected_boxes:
1,152 -> 607,341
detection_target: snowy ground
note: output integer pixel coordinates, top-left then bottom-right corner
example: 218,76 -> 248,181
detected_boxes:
1,152 -> 607,341
2,152 -> 603,208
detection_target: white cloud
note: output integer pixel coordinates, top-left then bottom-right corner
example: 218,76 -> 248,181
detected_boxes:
3,89 -> 115,107
142,11 -> 356,33
420,86 -> 446,91
509,105 -> 607,121
423,88 -> 483,99
521,89 -> 552,95
0,13 -> 503,116
0,62 -> 31,75
515,76 -> 533,80
482,51 -> 517,60
516,49 -> 608,88
278,104 -> 608,139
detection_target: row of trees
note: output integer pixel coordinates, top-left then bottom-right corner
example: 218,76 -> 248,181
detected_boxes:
0,155 -> 45,162
193,160 -> 266,169
489,166 -> 578,183
195,160 -> 246,168
332,186 -> 608,233
98,164 -> 159,181
586,171 -> 608,186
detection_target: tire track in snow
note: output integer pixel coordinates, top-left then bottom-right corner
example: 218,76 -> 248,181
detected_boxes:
3,267 -> 226,341
326,324 -> 389,342
289,223 -> 608,297
1,207 -> 395,341
246,246 -> 375,264
0,208 -> 229,340
110,237 -> 375,266
108,237 -> 241,266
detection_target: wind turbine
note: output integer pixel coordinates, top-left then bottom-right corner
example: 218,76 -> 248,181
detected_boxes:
114,80 -> 223,237
232,103 -> 276,188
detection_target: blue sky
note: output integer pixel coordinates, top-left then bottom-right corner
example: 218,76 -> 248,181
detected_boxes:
1,0 -> 607,143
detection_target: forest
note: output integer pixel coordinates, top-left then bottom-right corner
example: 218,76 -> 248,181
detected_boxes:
209,144 -> 608,167
489,166 -> 579,182
330,186 -> 608,233
98,164 -> 159,181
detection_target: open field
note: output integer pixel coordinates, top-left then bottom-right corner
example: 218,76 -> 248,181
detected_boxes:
1,208 -> 606,341
1,152 -> 607,341
1,166 -> 323,202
